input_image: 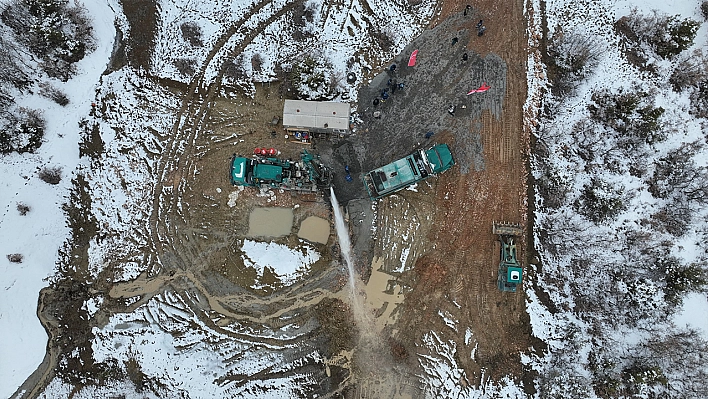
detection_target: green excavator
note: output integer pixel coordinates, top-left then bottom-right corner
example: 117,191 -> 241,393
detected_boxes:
493,222 -> 524,292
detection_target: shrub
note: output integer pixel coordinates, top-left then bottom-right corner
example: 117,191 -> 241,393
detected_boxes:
588,89 -> 665,146
251,53 -> 264,73
78,119 -> 104,161
702,2 -> 708,21
0,107 -> 45,154
38,166 -> 62,185
2,0 -> 95,81
536,160 -> 571,209
669,52 -> 708,92
651,204 -> 691,237
0,33 -> 30,89
616,11 -> 699,59
7,253 -> 23,263
648,141 -> 708,202
180,21 -> 202,47
173,58 -> 196,77
662,260 -> 706,303
1,0 -> 96,80
38,81 -> 69,105
547,29 -> 602,96
289,55 -> 339,100
16,202 -> 30,215
621,363 -> 668,390
223,56 -> 247,81
690,80 -> 708,118
575,178 -> 627,223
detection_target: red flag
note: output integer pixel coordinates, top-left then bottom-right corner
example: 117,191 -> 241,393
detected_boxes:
408,50 -> 418,67
467,82 -> 491,95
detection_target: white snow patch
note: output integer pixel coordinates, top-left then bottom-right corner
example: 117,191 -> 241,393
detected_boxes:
241,239 -> 320,287
228,186 -> 245,207
674,292 -> 708,340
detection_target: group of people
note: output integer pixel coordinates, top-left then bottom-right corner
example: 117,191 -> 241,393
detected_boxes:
373,63 -> 405,107
464,5 -> 486,36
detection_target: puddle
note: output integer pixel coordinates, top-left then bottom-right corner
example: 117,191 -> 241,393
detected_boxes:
364,257 -> 406,331
248,207 -> 294,237
297,216 -> 330,244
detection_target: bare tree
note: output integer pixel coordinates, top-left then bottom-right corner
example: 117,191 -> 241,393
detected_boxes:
648,141 -> 708,202
669,51 -> 708,92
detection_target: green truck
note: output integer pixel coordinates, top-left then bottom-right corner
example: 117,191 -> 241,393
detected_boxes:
363,144 -> 455,200
230,150 -> 332,192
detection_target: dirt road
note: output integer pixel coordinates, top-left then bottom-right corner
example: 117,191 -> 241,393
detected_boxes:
326,0 -> 537,393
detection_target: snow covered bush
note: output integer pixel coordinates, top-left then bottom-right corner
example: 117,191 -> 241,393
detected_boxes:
647,141 -> 708,202
1,0 -> 96,80
38,81 -> 69,106
288,55 -> 341,100
0,106 -> 45,154
0,32 -> 30,90
690,80 -> 708,118
223,56 -> 248,83
78,119 -> 104,163
179,21 -> 202,47
629,330 -> 708,398
574,178 -> 627,223
38,166 -> 62,185
669,51 -> 708,91
535,157 -> 571,209
251,53 -> 264,73
616,11 -> 700,60
6,253 -> 23,263
16,202 -> 30,215
588,88 -> 666,147
703,2 -> 708,20
651,202 -> 692,237
663,261 -> 707,304
173,58 -> 196,77
547,29 -> 602,96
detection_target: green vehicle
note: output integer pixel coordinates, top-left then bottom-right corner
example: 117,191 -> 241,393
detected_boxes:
230,150 -> 332,192
493,223 -> 524,292
362,143 -> 455,200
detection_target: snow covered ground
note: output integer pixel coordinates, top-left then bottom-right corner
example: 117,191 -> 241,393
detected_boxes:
150,0 -> 437,101
0,1 -> 118,396
526,0 -> 708,396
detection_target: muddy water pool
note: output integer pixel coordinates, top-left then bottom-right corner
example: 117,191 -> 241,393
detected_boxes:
248,207 -> 294,237
297,216 -> 331,244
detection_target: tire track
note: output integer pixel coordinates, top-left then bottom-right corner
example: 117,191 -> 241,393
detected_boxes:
159,0 -> 308,269
148,0 -> 285,266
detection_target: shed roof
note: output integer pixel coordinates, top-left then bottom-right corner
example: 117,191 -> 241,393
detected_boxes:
282,100 -> 350,131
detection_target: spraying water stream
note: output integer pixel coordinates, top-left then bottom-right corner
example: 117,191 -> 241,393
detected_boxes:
330,188 -> 404,393
330,187 -> 357,294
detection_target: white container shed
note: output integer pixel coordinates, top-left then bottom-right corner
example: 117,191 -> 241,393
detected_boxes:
282,100 -> 351,135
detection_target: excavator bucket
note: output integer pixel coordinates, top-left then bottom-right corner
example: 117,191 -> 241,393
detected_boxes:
492,222 -> 523,236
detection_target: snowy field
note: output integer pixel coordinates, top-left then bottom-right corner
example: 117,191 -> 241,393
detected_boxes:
527,0 -> 708,396
0,1 -> 118,396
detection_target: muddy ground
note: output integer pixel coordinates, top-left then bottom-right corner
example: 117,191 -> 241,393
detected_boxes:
320,0 -> 536,392
171,1 -> 536,392
14,0 -> 537,396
